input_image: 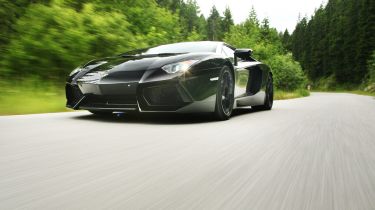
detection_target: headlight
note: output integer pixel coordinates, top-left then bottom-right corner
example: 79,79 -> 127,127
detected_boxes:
161,60 -> 198,74
69,67 -> 82,77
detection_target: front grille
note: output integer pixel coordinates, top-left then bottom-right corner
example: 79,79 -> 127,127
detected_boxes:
143,84 -> 185,106
138,83 -> 192,111
104,70 -> 145,83
83,95 -> 137,106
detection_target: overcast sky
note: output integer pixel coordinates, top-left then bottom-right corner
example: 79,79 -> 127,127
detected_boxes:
195,0 -> 326,32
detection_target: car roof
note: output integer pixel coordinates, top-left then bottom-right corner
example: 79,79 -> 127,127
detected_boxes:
142,41 -> 227,54
177,41 -> 234,49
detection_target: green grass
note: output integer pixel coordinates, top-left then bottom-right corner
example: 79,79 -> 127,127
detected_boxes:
312,77 -> 375,97
274,89 -> 310,100
348,90 -> 375,96
0,81 -> 70,116
312,89 -> 375,97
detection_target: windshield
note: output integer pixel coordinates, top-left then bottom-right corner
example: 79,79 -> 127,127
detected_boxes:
121,42 -> 219,56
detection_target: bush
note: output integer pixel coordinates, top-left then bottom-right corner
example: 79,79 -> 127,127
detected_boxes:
364,51 -> 375,93
268,53 -> 307,91
0,1 -> 181,80
1,4 -> 135,79
369,53 -> 375,83
314,75 -> 338,90
224,18 -> 307,92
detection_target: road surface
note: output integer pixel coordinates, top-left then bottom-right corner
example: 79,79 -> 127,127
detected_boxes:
1,93 -> 375,210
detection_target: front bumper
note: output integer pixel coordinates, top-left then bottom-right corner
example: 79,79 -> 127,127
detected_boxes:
66,74 -> 218,113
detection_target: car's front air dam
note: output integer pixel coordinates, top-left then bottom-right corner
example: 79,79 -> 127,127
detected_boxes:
66,82 -> 139,111
78,82 -> 139,96
137,77 -> 217,113
65,84 -> 85,109
137,80 -> 194,112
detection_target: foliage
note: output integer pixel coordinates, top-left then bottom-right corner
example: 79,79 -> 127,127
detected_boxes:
269,54 -> 307,90
274,89 -> 310,100
2,3 -> 132,79
0,0 -> 51,47
365,51 -> 375,92
281,29 -> 291,52
0,79 -> 68,115
156,0 -> 207,40
368,51 -> 375,83
0,0 -> 307,93
314,76 -> 339,91
1,1 -> 181,79
207,6 -> 223,41
288,0 -> 375,85
225,13 -> 305,91
222,7 -> 234,35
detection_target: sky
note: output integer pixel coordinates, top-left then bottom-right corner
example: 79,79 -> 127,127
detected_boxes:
195,0 -> 326,32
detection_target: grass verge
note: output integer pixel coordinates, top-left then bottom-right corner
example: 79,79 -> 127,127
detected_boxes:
274,89 -> 310,100
312,77 -> 375,97
0,81 -> 70,116
311,87 -> 375,97
312,90 -> 375,97
348,90 -> 375,97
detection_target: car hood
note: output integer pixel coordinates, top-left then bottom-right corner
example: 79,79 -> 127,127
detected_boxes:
71,52 -> 213,84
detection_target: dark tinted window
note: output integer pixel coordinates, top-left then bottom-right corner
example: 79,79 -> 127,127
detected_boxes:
144,42 -> 219,54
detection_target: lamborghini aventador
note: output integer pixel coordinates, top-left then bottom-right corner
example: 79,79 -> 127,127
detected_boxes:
66,41 -> 273,120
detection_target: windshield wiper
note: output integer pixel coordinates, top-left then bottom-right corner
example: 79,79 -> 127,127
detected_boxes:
119,54 -> 137,58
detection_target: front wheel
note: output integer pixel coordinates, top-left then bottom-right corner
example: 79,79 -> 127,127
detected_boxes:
213,66 -> 235,121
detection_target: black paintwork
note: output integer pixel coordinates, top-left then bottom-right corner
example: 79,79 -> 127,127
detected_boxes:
65,41 -> 272,115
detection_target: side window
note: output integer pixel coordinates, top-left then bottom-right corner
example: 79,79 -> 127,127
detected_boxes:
222,46 -> 235,63
222,46 -> 234,58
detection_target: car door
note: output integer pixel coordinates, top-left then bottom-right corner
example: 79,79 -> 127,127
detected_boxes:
222,45 -> 266,107
221,45 -> 249,99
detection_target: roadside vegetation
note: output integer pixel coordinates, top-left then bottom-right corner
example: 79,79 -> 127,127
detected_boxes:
282,0 -> 375,95
274,89 -> 310,100
0,80 -> 68,115
0,0 -> 310,115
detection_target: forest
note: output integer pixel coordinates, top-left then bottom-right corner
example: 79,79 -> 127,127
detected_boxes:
283,0 -> 375,91
0,0 -> 374,114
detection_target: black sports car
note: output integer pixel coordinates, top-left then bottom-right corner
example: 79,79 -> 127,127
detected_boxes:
66,41 -> 273,120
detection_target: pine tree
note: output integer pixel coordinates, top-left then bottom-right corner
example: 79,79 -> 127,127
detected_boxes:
260,18 -> 271,42
282,29 -> 290,51
290,0 -> 375,85
207,6 -> 223,41
222,7 -> 234,35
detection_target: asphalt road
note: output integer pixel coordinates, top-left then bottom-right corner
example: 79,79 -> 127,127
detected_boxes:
1,93 -> 375,210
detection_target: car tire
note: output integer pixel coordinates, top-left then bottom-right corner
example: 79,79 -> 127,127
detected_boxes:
213,66 -> 235,121
252,75 -> 273,111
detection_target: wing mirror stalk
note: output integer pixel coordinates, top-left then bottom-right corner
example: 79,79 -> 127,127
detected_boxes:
234,49 -> 253,65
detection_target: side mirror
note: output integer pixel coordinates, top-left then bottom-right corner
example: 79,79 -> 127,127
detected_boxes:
234,49 -> 253,65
